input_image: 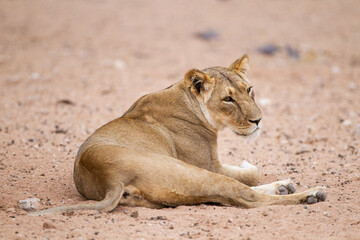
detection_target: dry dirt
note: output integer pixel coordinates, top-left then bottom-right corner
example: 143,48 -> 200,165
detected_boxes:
1,0 -> 360,239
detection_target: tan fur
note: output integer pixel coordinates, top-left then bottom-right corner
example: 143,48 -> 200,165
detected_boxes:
30,55 -> 326,216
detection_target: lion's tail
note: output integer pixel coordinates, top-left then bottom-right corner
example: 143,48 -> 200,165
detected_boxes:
28,182 -> 124,216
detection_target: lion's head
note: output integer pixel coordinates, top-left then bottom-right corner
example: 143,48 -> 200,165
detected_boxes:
185,55 -> 262,136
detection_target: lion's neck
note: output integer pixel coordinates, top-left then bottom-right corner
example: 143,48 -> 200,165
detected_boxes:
177,82 -> 218,133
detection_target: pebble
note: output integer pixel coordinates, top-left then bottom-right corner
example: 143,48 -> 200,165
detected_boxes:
19,198 -> 40,211
199,204 -> 207,209
342,120 -> 352,127
57,99 -> 75,106
43,222 -> 56,230
149,216 -> 167,221
295,149 -> 310,155
194,29 -> 219,41
323,212 -> 331,218
285,45 -> 300,59
130,211 -> 139,218
257,44 -> 280,55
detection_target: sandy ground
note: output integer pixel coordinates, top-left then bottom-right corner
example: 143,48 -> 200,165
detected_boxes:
1,0 -> 360,239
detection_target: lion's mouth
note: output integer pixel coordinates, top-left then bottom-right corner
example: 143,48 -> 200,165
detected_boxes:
233,126 -> 261,137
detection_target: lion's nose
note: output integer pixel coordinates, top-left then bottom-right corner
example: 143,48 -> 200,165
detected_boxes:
249,118 -> 261,126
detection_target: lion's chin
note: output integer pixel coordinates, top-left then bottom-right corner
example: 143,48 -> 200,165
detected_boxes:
233,127 -> 261,141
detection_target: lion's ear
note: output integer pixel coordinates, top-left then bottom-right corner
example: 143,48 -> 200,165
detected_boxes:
229,54 -> 250,76
184,69 -> 214,102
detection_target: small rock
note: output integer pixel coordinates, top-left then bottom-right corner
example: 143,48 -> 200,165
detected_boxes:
19,198 -> 40,211
62,211 -> 74,216
342,119 -> 352,127
45,199 -> 52,206
257,44 -> 280,56
194,29 -> 219,41
130,211 -> 138,218
199,204 -> 207,209
57,99 -> 75,106
323,211 -> 331,218
43,222 -> 56,230
7,140 -> 15,146
54,125 -> 67,134
149,216 -> 167,221
295,149 -> 310,155
285,45 -> 300,59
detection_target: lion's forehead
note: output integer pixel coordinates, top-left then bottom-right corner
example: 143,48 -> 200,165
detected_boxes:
203,67 -> 249,92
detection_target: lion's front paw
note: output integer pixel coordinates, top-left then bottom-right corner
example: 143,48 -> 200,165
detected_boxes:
306,190 -> 327,204
300,187 -> 327,204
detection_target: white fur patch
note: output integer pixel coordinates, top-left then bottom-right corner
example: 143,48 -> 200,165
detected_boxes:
240,160 -> 257,169
222,163 -> 244,171
251,179 -> 292,195
244,122 -> 262,142
199,103 -> 216,129
244,128 -> 261,142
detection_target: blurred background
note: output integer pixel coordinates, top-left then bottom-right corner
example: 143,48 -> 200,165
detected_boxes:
0,1 -> 359,239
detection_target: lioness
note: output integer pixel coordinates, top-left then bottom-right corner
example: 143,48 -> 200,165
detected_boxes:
30,55 -> 326,215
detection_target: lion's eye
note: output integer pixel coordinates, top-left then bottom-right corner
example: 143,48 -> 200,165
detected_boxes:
247,87 -> 253,94
223,96 -> 234,102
